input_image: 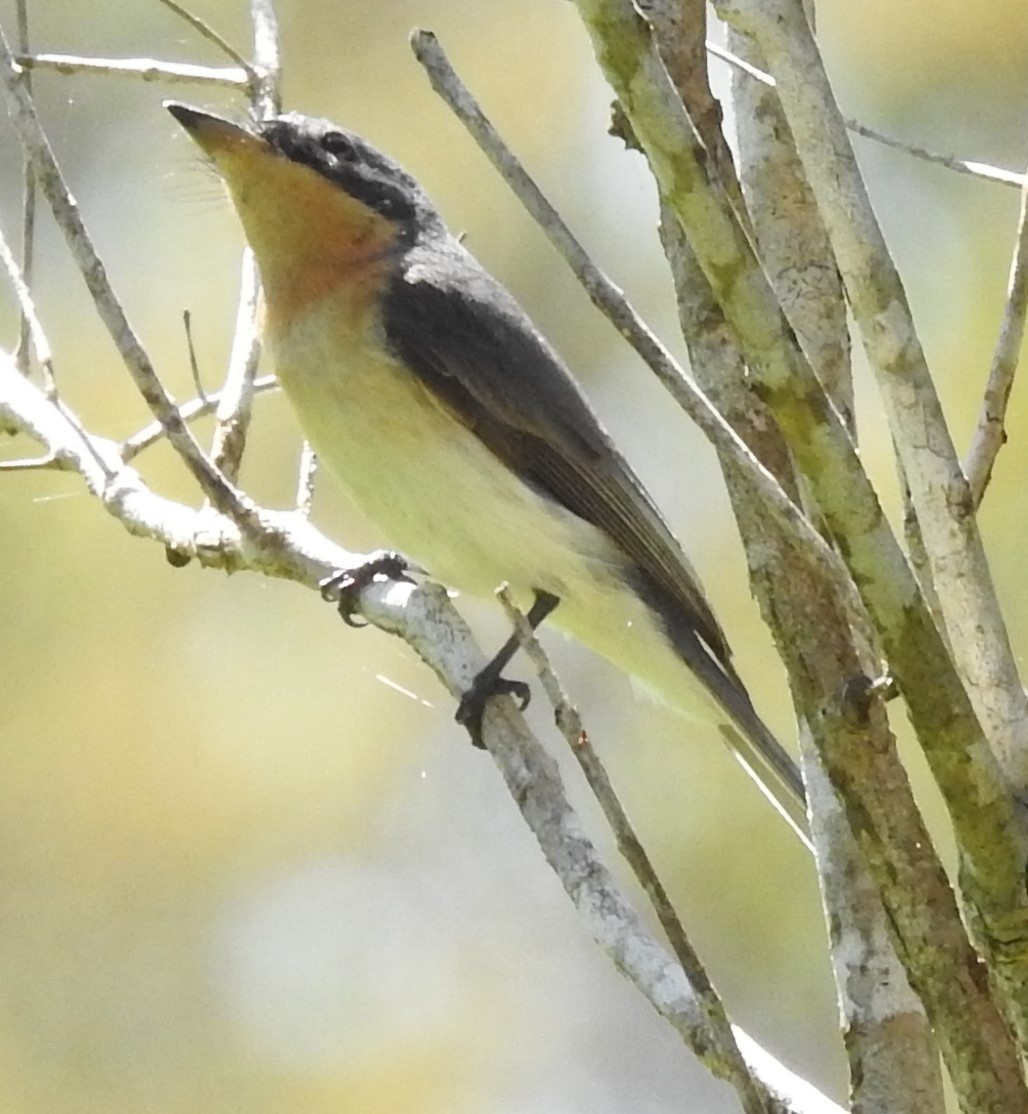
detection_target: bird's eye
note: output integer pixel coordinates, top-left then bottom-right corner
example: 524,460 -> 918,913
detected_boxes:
321,131 -> 357,162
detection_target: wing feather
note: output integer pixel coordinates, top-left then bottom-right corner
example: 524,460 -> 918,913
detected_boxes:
382,237 -> 732,667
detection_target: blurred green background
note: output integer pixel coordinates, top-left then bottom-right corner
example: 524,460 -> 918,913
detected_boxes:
2,1 -> 1028,1110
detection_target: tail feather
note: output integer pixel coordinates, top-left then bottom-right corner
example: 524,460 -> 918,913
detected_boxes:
716,704 -> 811,851
659,606 -> 811,848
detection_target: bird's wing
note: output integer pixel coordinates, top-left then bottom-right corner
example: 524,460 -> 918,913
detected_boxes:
382,239 -> 732,667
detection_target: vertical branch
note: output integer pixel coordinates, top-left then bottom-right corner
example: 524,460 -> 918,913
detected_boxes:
638,4 -> 943,1108
727,26 -> 851,430
568,3 -> 1028,1019
964,168 -> 1028,508
570,0 -> 1028,1105
14,0 -> 37,381
207,0 -> 282,480
801,748 -> 945,1114
715,0 -> 1028,808
644,7 -> 943,1108
715,0 -> 1028,1045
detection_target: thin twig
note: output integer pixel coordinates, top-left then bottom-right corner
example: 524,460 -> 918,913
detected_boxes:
208,252 -> 262,479
0,217 -> 52,375
249,0 -> 282,116
295,441 -> 317,517
15,0 -> 36,380
206,4 -> 281,478
964,168 -> 1028,507
0,451 -> 58,471
845,118 -> 1024,189
14,53 -> 248,87
706,39 -> 1024,190
182,310 -> 209,404
121,375 -> 277,461
154,0 -> 253,75
496,586 -> 772,1114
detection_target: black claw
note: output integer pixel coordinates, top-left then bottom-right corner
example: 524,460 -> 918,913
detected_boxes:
456,674 -> 532,747
455,590 -> 560,747
320,550 -> 417,627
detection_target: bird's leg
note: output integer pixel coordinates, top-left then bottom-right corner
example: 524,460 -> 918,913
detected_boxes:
320,549 -> 419,627
457,590 -> 560,747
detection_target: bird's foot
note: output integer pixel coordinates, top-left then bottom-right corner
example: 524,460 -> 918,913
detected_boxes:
455,589 -> 559,747
456,667 -> 531,749
320,549 -> 418,627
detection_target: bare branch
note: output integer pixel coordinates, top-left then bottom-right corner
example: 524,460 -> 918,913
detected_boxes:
726,26 -> 852,428
706,40 -> 1024,190
801,741 -> 944,1114
496,588 -> 772,1114
154,0 -> 253,74
0,216 -> 51,376
703,15 -> 941,1109
845,118 -> 1025,190
295,441 -> 317,517
964,170 -> 1028,507
208,252 -> 263,479
567,0 -> 1028,981
120,376 -> 278,462
715,0 -> 1028,780
713,0 -> 1028,1043
206,4 -> 281,478
14,52 -> 248,87
14,0 -> 35,380
249,0 -> 282,116
0,451 -> 58,471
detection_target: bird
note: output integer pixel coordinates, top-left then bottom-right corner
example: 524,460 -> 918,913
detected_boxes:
167,101 -> 808,843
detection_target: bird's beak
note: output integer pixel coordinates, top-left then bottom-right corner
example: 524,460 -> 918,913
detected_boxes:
165,101 -> 269,164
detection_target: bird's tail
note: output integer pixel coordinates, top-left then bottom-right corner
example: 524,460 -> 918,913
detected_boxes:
661,617 -> 810,848
716,697 -> 811,851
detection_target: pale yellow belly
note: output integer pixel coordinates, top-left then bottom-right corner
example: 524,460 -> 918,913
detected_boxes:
269,300 -> 712,722
271,303 -> 614,595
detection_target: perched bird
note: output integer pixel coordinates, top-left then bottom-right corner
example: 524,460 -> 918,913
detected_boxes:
167,102 -> 808,842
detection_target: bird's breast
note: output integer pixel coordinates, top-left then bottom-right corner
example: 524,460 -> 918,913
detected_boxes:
266,291 -> 621,604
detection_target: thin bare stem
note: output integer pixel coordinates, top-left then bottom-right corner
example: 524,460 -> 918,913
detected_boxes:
14,53 -> 248,87
121,375 -> 277,461
706,39 -> 1024,190
154,0 -> 253,75
208,253 -> 262,479
295,441 -> 317,517
496,586 -> 773,1114
0,451 -> 58,471
249,0 -> 282,116
15,0 -> 35,379
182,310 -> 209,404
206,4 -> 281,478
964,169 -> 1028,507
0,217 -> 51,375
